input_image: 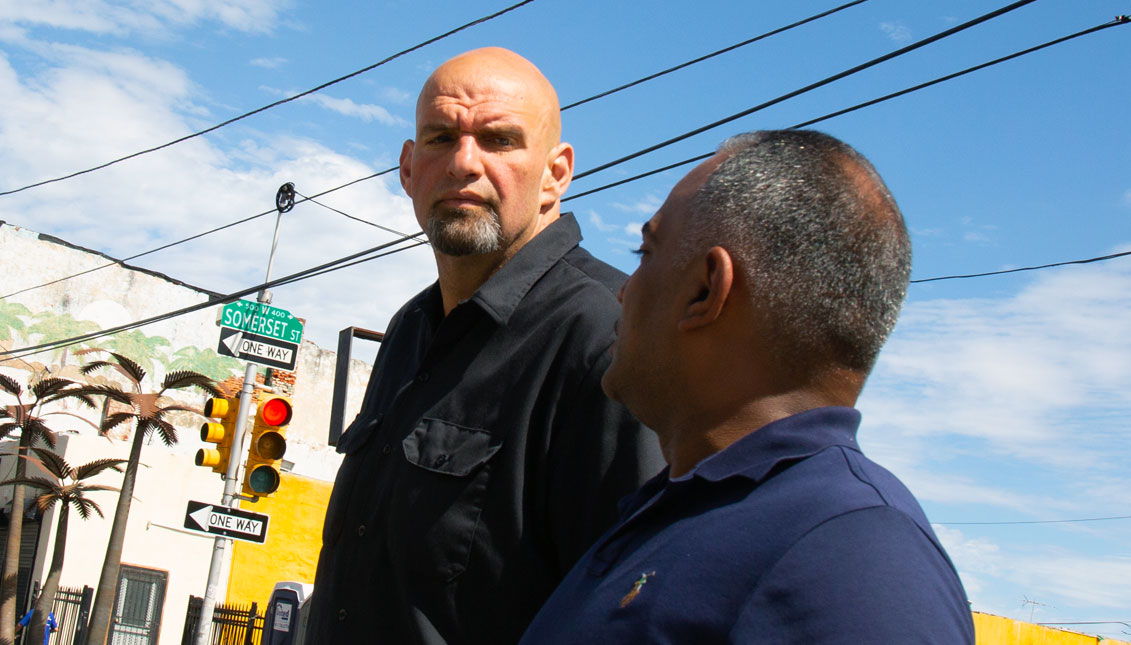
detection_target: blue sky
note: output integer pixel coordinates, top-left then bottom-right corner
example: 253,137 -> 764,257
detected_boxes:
1,0 -> 1129,636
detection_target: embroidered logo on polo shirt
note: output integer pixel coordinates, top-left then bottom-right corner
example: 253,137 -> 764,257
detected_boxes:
619,571 -> 656,608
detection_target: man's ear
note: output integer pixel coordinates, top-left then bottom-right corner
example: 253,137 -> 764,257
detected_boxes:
678,246 -> 733,332
541,141 -> 574,208
399,139 -> 415,194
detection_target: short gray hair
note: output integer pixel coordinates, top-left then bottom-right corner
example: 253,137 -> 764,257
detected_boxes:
683,130 -> 911,372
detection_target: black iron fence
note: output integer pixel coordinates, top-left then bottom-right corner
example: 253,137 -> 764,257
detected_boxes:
16,584 -> 91,645
12,586 -> 265,645
181,597 -> 264,645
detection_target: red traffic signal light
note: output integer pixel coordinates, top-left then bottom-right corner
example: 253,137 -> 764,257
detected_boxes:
242,395 -> 291,498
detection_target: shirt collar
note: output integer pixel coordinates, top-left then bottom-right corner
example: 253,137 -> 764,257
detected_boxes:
469,212 -> 582,325
692,406 -> 862,484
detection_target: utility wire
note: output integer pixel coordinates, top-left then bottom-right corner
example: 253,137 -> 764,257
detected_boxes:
572,0 -> 1040,182
566,15 -> 1129,201
911,250 -> 1131,283
294,190 -> 425,243
276,240 -> 429,285
5,7 -> 1123,304
0,237 -> 423,361
0,1 -> 857,299
0,0 -> 535,198
7,14 -> 1123,311
938,515 -> 1131,525
790,14 -> 1130,130
561,0 -> 867,111
0,2 -> 854,299
1,167 -> 397,300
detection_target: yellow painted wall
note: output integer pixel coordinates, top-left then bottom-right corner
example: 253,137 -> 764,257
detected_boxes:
226,471 -> 333,605
975,612 -> 1130,645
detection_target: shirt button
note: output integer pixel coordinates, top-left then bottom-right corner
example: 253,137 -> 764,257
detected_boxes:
338,609 -> 347,621
382,443 -> 392,455
357,524 -> 366,537
417,371 -> 430,383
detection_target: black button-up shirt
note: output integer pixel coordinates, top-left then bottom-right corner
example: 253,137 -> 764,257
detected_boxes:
306,214 -> 664,644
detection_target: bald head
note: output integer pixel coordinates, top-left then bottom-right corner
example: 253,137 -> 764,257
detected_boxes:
399,47 -> 575,284
417,47 -> 562,148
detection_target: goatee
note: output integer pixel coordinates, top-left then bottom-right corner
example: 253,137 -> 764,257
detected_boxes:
426,205 -> 504,256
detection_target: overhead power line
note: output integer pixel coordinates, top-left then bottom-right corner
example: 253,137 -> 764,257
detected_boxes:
937,514 -> 1131,525
294,190 -> 425,242
0,0 -> 535,198
6,10 -> 1121,301
561,0 -> 867,111
0,1 -> 873,296
911,250 -> 1131,283
572,0 -> 1040,182
1,168 -> 397,301
565,15 -> 1129,202
0,237 -> 425,362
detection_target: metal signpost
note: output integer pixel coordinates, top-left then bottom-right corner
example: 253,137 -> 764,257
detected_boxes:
194,183 -> 296,645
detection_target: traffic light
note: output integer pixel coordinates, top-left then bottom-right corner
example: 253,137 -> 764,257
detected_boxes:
196,397 -> 239,475
242,395 -> 291,498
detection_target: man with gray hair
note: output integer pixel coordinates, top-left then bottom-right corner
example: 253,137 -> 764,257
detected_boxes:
519,130 -> 975,643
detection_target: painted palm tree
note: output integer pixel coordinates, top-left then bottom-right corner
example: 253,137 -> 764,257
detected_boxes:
168,345 -> 242,382
0,300 -> 30,347
0,374 -> 97,645
77,350 -> 219,645
104,330 -> 171,378
26,312 -> 101,368
1,448 -> 125,640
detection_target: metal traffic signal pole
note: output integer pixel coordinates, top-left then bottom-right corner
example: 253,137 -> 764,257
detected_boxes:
193,183 -> 295,645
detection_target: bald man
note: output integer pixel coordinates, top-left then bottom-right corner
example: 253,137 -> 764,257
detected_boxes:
520,130 -> 974,643
305,48 -> 662,644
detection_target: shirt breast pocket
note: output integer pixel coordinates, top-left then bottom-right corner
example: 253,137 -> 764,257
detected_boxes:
322,413 -> 380,547
392,417 -> 502,582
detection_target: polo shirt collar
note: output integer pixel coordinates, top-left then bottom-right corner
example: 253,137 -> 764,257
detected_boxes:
693,406 -> 862,484
469,212 -> 582,325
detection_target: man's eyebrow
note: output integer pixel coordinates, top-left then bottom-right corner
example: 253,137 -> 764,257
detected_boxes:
419,122 -> 454,135
641,220 -> 654,238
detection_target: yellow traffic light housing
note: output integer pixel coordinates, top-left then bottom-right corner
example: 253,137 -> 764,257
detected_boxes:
242,395 -> 291,498
196,397 -> 238,475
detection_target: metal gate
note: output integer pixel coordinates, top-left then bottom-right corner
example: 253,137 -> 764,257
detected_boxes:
182,597 -> 264,645
108,565 -> 166,645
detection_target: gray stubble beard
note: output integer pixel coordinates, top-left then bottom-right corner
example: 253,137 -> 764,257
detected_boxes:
426,205 -> 504,256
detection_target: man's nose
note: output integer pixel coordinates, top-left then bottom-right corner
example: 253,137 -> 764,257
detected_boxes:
448,135 -> 484,179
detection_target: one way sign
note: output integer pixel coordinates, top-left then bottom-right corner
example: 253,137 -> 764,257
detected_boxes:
183,500 -> 270,544
216,327 -> 299,372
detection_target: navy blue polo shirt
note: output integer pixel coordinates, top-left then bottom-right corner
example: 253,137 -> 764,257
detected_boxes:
519,407 -> 975,644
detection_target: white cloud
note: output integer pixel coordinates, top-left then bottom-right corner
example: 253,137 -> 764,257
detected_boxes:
1122,188 -> 1131,207
611,194 -> 661,215
300,94 -> 408,127
587,210 -> 619,233
857,254 -> 1131,544
379,87 -> 413,105
879,21 -> 912,43
866,258 -> 1131,455
0,0 -> 289,35
250,57 -> 287,69
932,525 -> 1131,620
0,34 -> 431,351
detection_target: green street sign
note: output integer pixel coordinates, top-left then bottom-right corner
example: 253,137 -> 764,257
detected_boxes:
219,300 -> 304,345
